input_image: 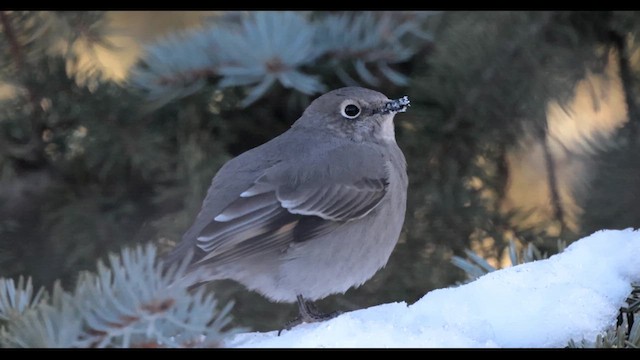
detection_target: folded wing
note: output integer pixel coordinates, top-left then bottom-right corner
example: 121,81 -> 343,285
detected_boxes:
195,146 -> 389,265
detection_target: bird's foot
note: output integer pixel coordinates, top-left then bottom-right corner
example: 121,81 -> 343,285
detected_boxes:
277,295 -> 342,336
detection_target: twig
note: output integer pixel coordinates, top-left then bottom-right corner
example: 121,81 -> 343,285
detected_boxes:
540,126 -> 566,234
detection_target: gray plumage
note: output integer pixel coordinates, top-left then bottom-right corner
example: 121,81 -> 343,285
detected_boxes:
165,87 -> 409,305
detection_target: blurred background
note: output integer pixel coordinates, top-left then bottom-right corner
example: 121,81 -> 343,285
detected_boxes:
1,11 -> 639,331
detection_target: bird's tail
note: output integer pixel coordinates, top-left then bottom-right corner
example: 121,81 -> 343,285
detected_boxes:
160,236 -> 224,289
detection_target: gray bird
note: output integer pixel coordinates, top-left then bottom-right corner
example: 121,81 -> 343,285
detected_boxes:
164,87 -> 409,330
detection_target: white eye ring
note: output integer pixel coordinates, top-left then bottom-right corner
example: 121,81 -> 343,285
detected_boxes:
340,100 -> 361,119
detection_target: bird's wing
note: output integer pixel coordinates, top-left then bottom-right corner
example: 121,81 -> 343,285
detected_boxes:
194,144 -> 389,265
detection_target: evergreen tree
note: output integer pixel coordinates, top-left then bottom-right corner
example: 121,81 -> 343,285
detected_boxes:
1,10 -> 639,346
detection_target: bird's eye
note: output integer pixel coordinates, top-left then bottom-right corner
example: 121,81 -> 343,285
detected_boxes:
340,102 -> 361,119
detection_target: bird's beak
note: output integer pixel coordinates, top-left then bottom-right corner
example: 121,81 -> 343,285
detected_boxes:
379,96 -> 410,114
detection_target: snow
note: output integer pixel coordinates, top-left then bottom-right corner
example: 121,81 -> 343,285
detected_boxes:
224,229 -> 640,348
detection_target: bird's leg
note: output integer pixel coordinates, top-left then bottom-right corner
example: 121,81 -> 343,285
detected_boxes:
300,297 -> 342,320
277,295 -> 343,336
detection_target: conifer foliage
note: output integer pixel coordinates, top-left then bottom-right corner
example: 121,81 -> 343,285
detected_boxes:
2,11 -> 640,346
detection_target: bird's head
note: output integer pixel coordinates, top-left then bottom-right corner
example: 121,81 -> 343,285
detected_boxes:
294,87 -> 410,143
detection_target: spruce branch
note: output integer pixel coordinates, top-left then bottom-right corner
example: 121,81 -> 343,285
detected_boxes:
608,30 -> 640,144
568,284 -> 640,348
130,11 -> 431,107
452,238 -> 566,281
1,11 -> 25,70
443,11 -> 555,133
0,11 -> 45,163
453,241 -> 639,349
0,276 -> 47,323
1,283 -> 84,348
0,244 -> 236,348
